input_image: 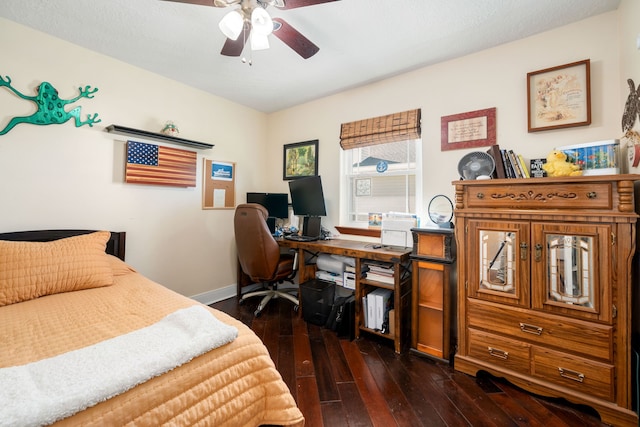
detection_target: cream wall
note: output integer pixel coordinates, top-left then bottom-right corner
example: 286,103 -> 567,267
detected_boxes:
267,10 -> 625,229
0,18 -> 268,301
619,0 -> 640,101
1,3 -> 635,302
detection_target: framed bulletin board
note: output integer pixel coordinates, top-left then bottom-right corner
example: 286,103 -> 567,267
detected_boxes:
202,159 -> 236,209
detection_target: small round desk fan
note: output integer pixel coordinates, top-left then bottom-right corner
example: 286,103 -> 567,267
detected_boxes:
457,151 -> 495,180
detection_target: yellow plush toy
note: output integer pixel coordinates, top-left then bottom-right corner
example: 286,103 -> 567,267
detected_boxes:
542,150 -> 582,177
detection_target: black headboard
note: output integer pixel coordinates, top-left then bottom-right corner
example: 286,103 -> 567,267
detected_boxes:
0,230 -> 126,261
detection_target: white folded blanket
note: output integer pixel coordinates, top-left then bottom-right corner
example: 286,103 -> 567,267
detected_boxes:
0,305 -> 238,427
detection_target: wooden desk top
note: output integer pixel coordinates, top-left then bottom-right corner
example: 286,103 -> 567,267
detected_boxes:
277,238 -> 411,263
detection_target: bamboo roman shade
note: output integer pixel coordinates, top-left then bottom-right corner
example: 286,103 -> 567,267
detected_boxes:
339,109 -> 421,150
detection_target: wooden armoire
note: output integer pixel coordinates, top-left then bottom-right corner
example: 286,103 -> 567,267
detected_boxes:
453,175 -> 639,426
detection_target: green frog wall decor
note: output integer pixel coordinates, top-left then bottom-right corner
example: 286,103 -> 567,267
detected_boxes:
0,75 -> 100,135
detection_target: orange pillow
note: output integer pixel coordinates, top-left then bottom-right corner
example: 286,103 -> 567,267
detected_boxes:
106,253 -> 137,276
0,231 -> 114,306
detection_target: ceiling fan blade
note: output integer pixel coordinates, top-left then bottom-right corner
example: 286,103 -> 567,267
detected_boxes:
220,27 -> 249,56
160,0 -> 238,7
272,18 -> 319,59
277,0 -> 340,10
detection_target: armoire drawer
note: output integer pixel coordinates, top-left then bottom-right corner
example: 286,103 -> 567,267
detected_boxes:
468,299 -> 612,361
468,329 -> 530,375
464,182 -> 612,210
532,347 -> 614,402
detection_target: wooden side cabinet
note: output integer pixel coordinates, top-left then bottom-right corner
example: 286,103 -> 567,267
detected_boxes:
410,228 -> 456,362
453,175 -> 640,427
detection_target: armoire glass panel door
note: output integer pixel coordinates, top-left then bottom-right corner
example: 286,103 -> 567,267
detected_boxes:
468,220 -> 530,308
531,223 -> 611,322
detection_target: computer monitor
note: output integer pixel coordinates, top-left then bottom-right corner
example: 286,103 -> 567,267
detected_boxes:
246,192 -> 289,233
264,193 -> 289,219
246,192 -> 267,207
246,192 -> 289,218
288,176 -> 327,237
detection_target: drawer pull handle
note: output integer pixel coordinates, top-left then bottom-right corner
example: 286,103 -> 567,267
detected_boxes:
488,347 -> 509,360
558,367 -> 585,383
476,193 -> 485,199
519,322 -> 543,335
587,192 -> 597,199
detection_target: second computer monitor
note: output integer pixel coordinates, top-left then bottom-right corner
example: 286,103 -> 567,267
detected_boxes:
246,192 -> 289,233
264,193 -> 289,219
246,192 -> 289,218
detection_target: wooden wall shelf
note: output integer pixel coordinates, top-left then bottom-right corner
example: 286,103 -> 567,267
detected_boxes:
335,226 -> 381,238
105,124 -> 214,150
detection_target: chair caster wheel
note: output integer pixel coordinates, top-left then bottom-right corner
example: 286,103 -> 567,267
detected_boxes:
254,310 -> 262,317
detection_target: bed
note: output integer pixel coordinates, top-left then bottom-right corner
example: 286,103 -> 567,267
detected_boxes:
0,229 -> 305,427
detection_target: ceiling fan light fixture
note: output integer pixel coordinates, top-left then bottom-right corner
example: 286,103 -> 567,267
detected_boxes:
218,10 -> 244,40
250,32 -> 270,50
251,7 -> 273,36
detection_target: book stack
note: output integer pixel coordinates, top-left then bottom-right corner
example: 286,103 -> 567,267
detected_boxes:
486,144 -> 530,179
362,288 -> 393,332
363,261 -> 395,284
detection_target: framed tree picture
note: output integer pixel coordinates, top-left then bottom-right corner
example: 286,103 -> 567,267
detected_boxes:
283,139 -> 318,180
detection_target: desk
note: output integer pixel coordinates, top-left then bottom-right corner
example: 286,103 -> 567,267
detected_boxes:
278,238 -> 412,353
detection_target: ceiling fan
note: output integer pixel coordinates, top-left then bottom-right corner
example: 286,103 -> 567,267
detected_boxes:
163,0 -> 340,59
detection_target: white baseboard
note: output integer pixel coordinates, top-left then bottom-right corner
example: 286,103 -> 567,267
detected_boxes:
190,284 -> 237,306
191,282 -> 298,306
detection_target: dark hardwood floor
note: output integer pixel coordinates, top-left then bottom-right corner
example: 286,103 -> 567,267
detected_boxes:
210,296 -> 608,427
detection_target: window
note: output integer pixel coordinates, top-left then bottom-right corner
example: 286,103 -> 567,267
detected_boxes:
339,109 -> 422,227
342,139 -> 421,224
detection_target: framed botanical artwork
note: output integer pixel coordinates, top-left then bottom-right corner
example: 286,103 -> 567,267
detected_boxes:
440,107 -> 496,151
283,139 -> 318,180
527,59 -> 591,132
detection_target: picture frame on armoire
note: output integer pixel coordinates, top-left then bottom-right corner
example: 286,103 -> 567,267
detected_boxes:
527,59 -> 591,132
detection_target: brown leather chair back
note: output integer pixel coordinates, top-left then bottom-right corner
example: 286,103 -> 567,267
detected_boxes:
234,203 -> 281,282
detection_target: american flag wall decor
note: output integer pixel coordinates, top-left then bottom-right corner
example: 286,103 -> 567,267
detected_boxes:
126,141 -> 197,187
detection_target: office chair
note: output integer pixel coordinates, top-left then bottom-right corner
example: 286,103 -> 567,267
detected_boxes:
234,203 -> 299,317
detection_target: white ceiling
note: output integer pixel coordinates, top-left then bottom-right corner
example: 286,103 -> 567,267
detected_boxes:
0,0 -> 621,113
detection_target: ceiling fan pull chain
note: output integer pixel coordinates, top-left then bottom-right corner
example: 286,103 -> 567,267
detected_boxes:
240,23 -> 252,65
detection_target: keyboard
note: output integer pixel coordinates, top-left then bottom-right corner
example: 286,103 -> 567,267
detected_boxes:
284,234 -> 319,242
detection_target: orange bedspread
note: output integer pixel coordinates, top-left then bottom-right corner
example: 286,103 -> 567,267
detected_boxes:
0,256 -> 304,427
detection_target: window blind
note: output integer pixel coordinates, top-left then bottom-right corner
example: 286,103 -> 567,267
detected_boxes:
339,109 -> 421,150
